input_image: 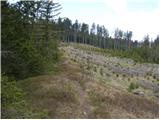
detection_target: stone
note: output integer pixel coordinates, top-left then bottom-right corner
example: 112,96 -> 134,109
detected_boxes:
133,90 -> 144,96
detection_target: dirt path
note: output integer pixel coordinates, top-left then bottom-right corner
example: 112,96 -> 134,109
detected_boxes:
59,51 -> 93,118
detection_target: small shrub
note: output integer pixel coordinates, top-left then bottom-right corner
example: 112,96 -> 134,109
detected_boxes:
71,58 -> 74,61
1,75 -> 48,118
80,64 -> 83,69
1,76 -> 24,105
153,75 -> 156,79
100,68 -> 103,76
133,62 -> 136,66
116,74 -> 119,77
128,82 -> 139,92
86,64 -> 91,70
94,66 -> 97,72
73,59 -> 76,62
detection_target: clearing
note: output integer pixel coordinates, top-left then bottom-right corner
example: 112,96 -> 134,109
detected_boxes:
18,43 -> 159,118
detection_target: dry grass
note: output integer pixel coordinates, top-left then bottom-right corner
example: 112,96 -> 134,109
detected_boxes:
18,46 -> 159,119
86,80 -> 159,119
19,55 -> 91,118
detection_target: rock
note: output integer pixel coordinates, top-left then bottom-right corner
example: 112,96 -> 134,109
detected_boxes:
83,111 -> 87,116
133,90 -> 144,96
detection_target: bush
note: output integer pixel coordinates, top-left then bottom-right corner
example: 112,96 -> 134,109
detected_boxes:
116,74 -> 119,77
1,75 -> 24,105
128,82 -> 139,92
100,68 -> 103,76
1,75 -> 48,118
94,66 -> 97,72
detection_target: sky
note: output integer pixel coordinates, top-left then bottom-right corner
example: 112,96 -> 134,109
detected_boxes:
8,0 -> 160,41
55,0 -> 160,41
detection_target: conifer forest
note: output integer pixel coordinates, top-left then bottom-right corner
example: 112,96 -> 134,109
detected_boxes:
1,0 -> 159,119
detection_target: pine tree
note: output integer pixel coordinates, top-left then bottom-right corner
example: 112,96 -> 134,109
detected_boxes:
90,23 -> 96,46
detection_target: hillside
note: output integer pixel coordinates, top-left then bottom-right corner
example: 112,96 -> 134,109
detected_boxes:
2,1 -> 159,119
16,43 -> 158,119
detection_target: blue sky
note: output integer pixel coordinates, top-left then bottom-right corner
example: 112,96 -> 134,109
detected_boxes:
8,0 -> 160,41
56,0 -> 160,41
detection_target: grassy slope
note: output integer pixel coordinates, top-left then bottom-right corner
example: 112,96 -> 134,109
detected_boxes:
17,43 -> 158,119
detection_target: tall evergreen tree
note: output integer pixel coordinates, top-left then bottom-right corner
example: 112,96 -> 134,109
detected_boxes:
143,34 -> 150,48
90,23 -> 96,46
72,20 -> 79,43
81,23 -> 89,44
124,31 -> 132,50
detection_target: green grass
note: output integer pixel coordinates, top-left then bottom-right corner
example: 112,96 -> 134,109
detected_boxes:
1,75 -> 48,119
128,82 -> 139,92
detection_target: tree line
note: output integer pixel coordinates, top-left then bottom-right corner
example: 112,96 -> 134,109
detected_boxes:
56,17 -> 159,50
54,17 -> 159,63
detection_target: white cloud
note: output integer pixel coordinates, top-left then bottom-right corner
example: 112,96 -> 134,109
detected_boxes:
100,0 -> 160,40
103,0 -> 127,13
